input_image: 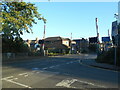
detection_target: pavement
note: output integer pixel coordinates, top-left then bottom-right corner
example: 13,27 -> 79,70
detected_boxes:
81,59 -> 120,71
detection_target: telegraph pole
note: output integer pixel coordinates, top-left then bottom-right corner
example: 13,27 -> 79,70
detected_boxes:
95,18 -> 100,55
70,33 -> 72,54
43,23 -> 46,56
108,29 -> 110,37
95,18 -> 99,41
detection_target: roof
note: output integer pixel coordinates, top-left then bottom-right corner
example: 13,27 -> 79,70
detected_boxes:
45,36 -> 62,41
45,36 -> 71,41
62,38 -> 71,41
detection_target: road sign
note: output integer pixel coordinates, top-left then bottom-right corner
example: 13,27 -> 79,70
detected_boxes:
102,37 -> 110,42
89,37 -> 98,43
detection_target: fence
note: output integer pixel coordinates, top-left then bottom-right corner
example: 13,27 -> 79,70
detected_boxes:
2,53 -> 28,60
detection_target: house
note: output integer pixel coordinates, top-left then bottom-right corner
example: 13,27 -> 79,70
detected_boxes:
73,38 -> 89,53
44,36 -> 70,53
70,40 -> 77,54
25,38 -> 40,52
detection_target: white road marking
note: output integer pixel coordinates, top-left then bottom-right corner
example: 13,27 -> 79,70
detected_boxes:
42,67 -> 48,70
14,78 -> 18,80
36,72 -> 39,74
70,61 -> 73,63
32,68 -> 39,70
55,65 -> 60,67
49,66 -> 55,68
2,76 -> 32,88
1,76 -> 13,80
56,79 -> 77,88
77,80 -> 106,88
66,62 -> 70,64
19,73 -> 28,76
3,79 -> 32,88
56,78 -> 106,88
63,73 -> 70,76
24,75 -> 28,77
41,70 -> 60,74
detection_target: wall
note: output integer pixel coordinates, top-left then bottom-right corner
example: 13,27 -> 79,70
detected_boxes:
62,40 -> 70,47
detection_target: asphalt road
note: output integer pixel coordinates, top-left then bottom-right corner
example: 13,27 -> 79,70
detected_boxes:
1,54 -> 119,89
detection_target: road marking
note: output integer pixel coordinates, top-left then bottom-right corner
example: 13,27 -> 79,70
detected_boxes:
62,73 -> 70,76
70,61 -> 73,63
56,79 -> 77,88
77,80 -> 106,88
19,73 -> 28,76
14,78 -> 18,80
56,78 -> 106,88
32,68 -> 39,70
2,76 -> 32,88
66,62 -> 70,64
55,65 -> 60,67
1,76 -> 13,80
42,67 -> 48,70
36,72 -> 40,74
24,75 -> 28,77
3,79 -> 32,88
49,66 -> 55,68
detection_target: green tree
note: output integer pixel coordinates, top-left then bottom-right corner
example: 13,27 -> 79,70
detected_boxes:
2,37 -> 30,53
1,2 -> 46,39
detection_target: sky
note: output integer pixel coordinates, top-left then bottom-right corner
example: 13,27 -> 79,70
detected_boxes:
21,2 -> 118,42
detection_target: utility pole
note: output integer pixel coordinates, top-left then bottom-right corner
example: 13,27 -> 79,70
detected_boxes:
95,18 -> 100,55
95,18 -> 99,41
43,23 -> 46,56
70,33 -> 72,54
108,29 -> 110,37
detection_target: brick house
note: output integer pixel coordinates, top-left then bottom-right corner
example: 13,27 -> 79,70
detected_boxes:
44,36 -> 70,53
73,38 -> 89,53
26,38 -> 40,52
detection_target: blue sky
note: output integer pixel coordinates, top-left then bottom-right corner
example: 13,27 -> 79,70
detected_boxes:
21,2 -> 118,42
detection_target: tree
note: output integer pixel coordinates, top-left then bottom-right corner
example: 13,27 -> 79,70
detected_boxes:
2,37 -> 30,53
1,2 -> 46,39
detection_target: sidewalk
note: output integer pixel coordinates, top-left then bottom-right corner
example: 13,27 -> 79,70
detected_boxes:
2,56 -> 48,64
81,59 -> 120,71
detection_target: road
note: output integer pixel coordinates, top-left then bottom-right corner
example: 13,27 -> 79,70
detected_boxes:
1,54 -> 119,89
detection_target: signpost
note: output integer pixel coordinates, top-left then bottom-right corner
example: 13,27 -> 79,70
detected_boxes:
89,37 -> 98,43
102,37 -> 110,42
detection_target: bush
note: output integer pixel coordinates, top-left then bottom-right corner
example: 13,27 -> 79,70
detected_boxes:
88,44 -> 97,53
96,47 -> 120,66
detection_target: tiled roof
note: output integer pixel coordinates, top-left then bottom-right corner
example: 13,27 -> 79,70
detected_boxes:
45,36 -> 62,41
